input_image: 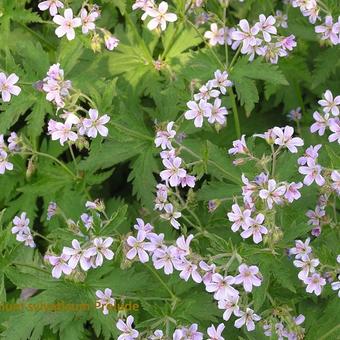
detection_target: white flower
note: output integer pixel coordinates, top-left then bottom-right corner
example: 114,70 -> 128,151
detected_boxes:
82,109 -> 110,138
38,0 -> 64,16
53,8 -> 82,40
146,1 -> 177,31
0,73 -> 21,102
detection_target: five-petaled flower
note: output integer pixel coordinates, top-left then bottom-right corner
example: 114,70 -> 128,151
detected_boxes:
53,8 -> 82,40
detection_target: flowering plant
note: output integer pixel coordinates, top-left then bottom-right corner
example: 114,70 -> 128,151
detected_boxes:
0,0 -> 339,339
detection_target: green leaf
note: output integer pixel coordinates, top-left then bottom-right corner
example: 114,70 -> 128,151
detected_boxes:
197,181 -> 240,201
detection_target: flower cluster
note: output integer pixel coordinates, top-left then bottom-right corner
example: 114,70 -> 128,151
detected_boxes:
311,90 -> 340,143
263,313 -> 305,339
44,201 -> 114,278
288,0 -> 340,45
290,238 -> 326,296
11,212 -> 36,248
219,15 -> 297,63
132,1 -> 177,31
96,288 -> 115,315
184,70 -> 231,128
0,72 -> 21,103
38,1 -> 119,51
41,64 -> 110,146
0,132 -> 21,175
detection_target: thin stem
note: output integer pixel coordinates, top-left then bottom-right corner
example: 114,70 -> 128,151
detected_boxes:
228,87 -> 241,138
68,143 -> 79,175
110,121 -> 154,141
32,231 -> 52,243
229,45 -> 241,70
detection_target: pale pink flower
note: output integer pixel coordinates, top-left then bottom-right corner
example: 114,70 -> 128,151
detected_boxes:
273,126 -> 304,153
174,234 -> 193,257
331,170 -> 340,195
82,109 -> 110,138
160,203 -> 181,229
331,276 -> 340,297
257,14 -> 277,42
149,329 -> 164,340
104,35 -> 119,50
211,70 -> 233,94
147,232 -> 165,252
310,111 -> 330,136
48,253 -> 72,278
80,8 -> 98,34
152,246 -> 176,274
232,19 -> 260,53
298,159 -> 325,186
84,237 -> 114,267
227,204 -> 252,232
207,98 -> 228,125
181,324 -> 203,340
280,34 -> 297,51
315,16 -> 340,45
304,273 -> 326,296
318,90 -> 340,116
184,100 -> 212,128
11,212 -> 30,234
62,239 -> 91,270
194,82 -> 220,101
16,231 -> 36,248
50,121 -> 78,145
180,174 -> 196,188
290,238 -> 312,259
38,0 -> 64,16
297,144 -> 322,165
234,308 -> 261,332
207,323 -> 225,340
160,157 -> 186,187
132,0 -> 155,12
134,218 -> 154,235
306,206 -> 325,226
218,295 -> 239,321
177,259 -> 202,283
146,1 -> 177,31
275,10 -> 288,28
234,264 -> 262,292
47,202 -> 57,220
259,179 -> 286,209
205,273 -> 239,300
154,121 -> 176,149
204,23 -> 225,46
0,73 -> 21,102
80,213 -> 93,230
284,182 -> 303,203
53,8 -> 82,40
0,150 -> 13,174
241,213 -> 268,244
116,315 -> 139,340
228,135 -> 248,155
96,288 -> 115,315
328,118 -> 340,143
293,255 -> 319,280
199,261 -> 216,285
126,231 -> 153,263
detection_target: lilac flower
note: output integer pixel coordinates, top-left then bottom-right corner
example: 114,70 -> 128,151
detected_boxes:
259,179 -> 286,209
160,148 -> 176,160
217,295 -> 239,321
304,273 -> 326,296
104,34 -> 119,50
185,100 -> 212,128
211,70 -> 233,94
154,184 -> 168,210
180,174 -> 196,188
181,324 -> 203,340
287,107 -> 302,121
298,159 -> 325,186
53,8 -> 82,40
194,82 -> 220,102
174,234 -> 194,257
154,121 -> 176,149
63,239 -> 92,270
199,261 -> 216,285
290,238 -> 312,259
272,126 -> 304,153
84,237 -> 114,267
234,308 -> 261,332
38,0 -> 64,16
204,24 -> 225,46
331,170 -> 340,195
298,144 -> 322,165
207,98 -> 228,125
177,259 -> 202,283
328,118 -> 340,143
48,253 -> 72,278
50,121 -> 78,145
257,15 -> 277,42
11,212 -> 30,235
47,202 -> 57,220
82,109 -> 110,138
293,255 -> 319,280
126,231 -> 153,263
80,8 -> 98,34
0,73 -> 21,102
241,213 -> 268,244
134,218 -> 154,235
153,246 -> 176,274
275,10 -> 288,28
7,132 -> 20,152
331,276 -> 340,297
160,157 -> 186,187
232,19 -> 260,53
207,323 -> 225,340
315,16 -> 340,45
16,230 -> 36,248
116,315 -> 139,340
227,204 -> 251,232
80,213 -> 93,230
284,182 -> 303,203
160,203 -> 181,229
147,232 -> 164,252
310,111 -> 330,136
279,34 -> 297,51
234,264 -> 262,292
318,90 -> 340,116
205,273 -> 238,300
96,288 -> 115,315
145,1 -> 177,31
228,135 -> 248,155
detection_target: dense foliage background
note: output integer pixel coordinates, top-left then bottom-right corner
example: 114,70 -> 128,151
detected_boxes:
0,0 -> 339,339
